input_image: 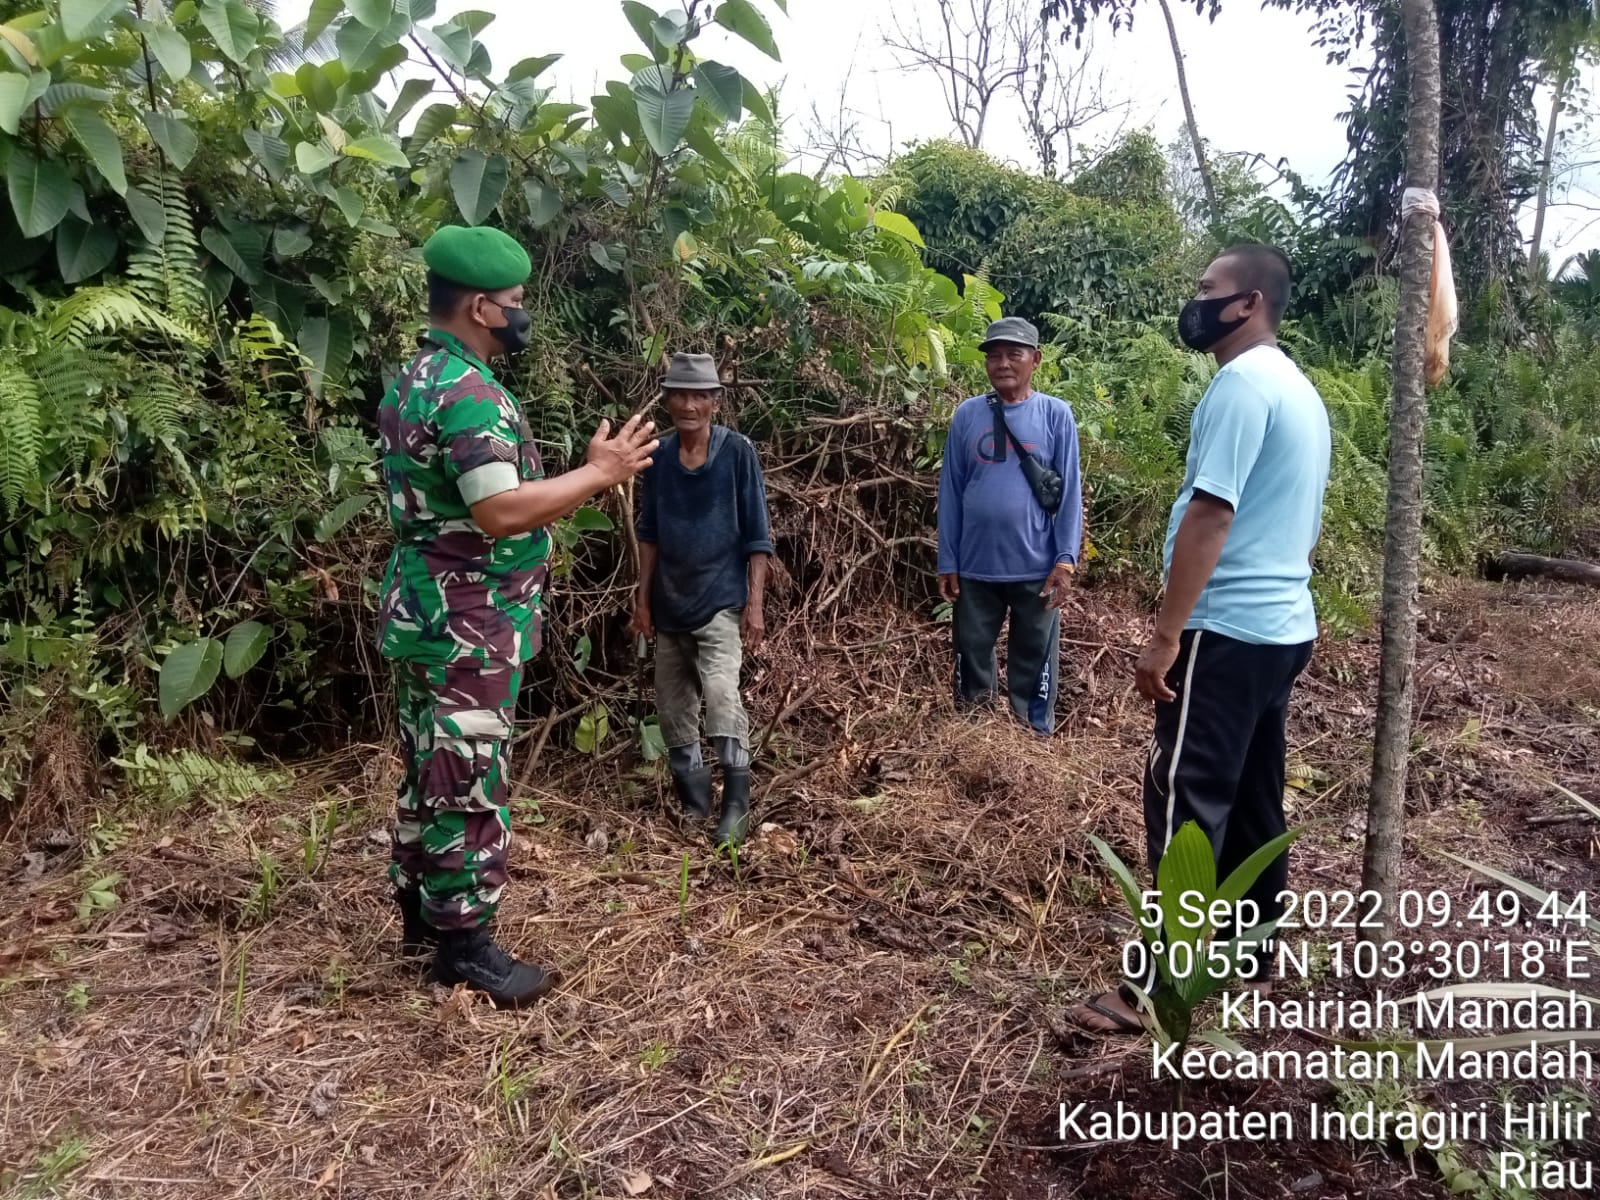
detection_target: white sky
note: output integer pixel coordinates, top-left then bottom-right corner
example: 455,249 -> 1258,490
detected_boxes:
284,0 -> 1600,265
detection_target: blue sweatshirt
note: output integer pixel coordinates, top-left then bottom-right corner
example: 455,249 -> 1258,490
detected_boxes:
637,426 -> 774,634
936,391 -> 1084,582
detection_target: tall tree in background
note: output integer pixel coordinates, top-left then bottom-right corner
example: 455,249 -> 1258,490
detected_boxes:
1270,0 -> 1592,332
1361,0 -> 1441,939
885,0 -> 1132,172
1153,0 -> 1219,225
1019,16 -> 1133,177
885,0 -> 1029,149
1043,0 -> 1593,332
1528,19 -> 1600,275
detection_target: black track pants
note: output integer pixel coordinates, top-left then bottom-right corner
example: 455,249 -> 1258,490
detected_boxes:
1139,629 -> 1314,983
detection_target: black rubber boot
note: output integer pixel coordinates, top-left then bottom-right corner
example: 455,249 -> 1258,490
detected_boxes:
393,887 -> 439,959
432,925 -> 559,1008
671,765 -> 714,819
712,767 -> 751,849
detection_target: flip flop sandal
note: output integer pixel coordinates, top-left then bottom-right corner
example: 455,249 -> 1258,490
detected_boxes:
1066,993 -> 1145,1035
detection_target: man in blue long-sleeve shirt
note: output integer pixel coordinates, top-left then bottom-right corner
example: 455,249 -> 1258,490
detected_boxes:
937,317 -> 1084,735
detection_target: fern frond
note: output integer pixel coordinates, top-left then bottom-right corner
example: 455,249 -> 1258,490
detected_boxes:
126,171 -> 207,324
124,366 -> 191,442
0,354 -> 42,515
48,287 -> 205,347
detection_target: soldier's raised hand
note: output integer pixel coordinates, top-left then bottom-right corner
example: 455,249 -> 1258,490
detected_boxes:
587,414 -> 658,485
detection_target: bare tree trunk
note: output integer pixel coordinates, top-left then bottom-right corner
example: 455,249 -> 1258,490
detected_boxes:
1362,0 -> 1442,942
1529,68 -> 1568,276
1155,0 -> 1218,226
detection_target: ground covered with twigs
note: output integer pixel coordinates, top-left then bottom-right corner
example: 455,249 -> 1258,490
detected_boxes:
3,582 -> 1598,1200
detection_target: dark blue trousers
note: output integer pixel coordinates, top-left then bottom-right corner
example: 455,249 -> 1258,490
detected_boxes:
952,576 -> 1060,735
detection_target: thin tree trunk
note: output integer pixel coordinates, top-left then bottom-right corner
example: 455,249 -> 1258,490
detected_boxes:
1529,68 -> 1568,276
1155,0 -> 1218,226
1362,0 -> 1442,943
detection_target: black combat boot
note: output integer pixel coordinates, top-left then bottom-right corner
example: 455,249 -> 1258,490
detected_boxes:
671,765 -> 714,819
712,767 -> 751,849
393,887 -> 439,959
433,925 -> 559,1008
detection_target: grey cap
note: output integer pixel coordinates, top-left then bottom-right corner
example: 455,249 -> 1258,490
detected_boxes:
661,352 -> 723,391
977,316 -> 1040,351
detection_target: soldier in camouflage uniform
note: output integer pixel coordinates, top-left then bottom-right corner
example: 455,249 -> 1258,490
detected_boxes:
378,225 -> 657,1007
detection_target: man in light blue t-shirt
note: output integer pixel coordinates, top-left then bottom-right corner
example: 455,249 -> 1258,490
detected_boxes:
1071,244 -> 1331,1034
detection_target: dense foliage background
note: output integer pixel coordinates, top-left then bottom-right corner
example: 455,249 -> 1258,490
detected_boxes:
1,0 -> 1597,809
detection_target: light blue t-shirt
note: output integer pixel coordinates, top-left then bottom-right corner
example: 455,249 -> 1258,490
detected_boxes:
1163,345 -> 1331,646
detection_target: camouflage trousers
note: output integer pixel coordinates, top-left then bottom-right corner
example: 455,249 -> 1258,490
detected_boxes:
388,660 -> 521,931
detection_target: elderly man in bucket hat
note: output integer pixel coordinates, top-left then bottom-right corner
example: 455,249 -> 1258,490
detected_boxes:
630,353 -> 773,847
378,224 -> 657,1007
936,316 -> 1084,734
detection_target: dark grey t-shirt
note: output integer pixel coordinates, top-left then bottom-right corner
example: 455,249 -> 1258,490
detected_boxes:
637,426 -> 774,634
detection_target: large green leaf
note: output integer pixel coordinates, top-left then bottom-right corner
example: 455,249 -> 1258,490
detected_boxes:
651,8 -> 689,49
123,182 -> 165,243
64,107 -> 126,194
1089,834 -> 1154,941
507,53 -> 560,83
873,209 -> 925,248
0,71 -> 27,135
242,128 -> 289,180
40,82 -> 111,113
314,491 -> 371,541
298,316 -> 354,397
61,0 -> 128,42
158,638 -> 223,721
1155,820 -> 1217,947
347,0 -> 394,30
295,62 -> 338,112
420,19 -> 472,69
335,10 -> 405,71
55,215 -> 119,282
524,179 -> 561,227
684,114 -> 738,174
199,0 -> 260,64
384,76 -> 432,129
343,134 -> 408,167
570,505 -> 614,532
1213,829 -> 1303,907
142,111 -> 198,169
138,20 -> 191,80
621,1 -> 661,52
7,149 -> 71,238
714,0 -> 779,60
409,100 -> 458,142
294,140 -> 339,174
630,65 -> 695,158
201,225 -> 261,284
223,620 -> 270,678
305,0 -> 344,42
693,60 -> 742,123
449,149 -> 508,225
332,185 -> 365,225
451,8 -> 494,34
273,225 -> 313,258
741,76 -> 772,126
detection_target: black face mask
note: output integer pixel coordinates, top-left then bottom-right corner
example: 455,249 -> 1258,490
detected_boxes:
489,304 -> 532,355
1178,290 -> 1253,352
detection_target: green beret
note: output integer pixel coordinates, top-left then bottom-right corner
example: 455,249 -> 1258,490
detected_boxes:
422,225 -> 531,290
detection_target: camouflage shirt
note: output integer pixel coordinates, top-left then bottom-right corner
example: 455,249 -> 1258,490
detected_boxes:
377,330 -> 551,667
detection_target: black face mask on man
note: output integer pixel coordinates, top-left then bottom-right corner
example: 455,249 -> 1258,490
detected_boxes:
1178,290 -> 1253,352
487,303 -> 532,355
